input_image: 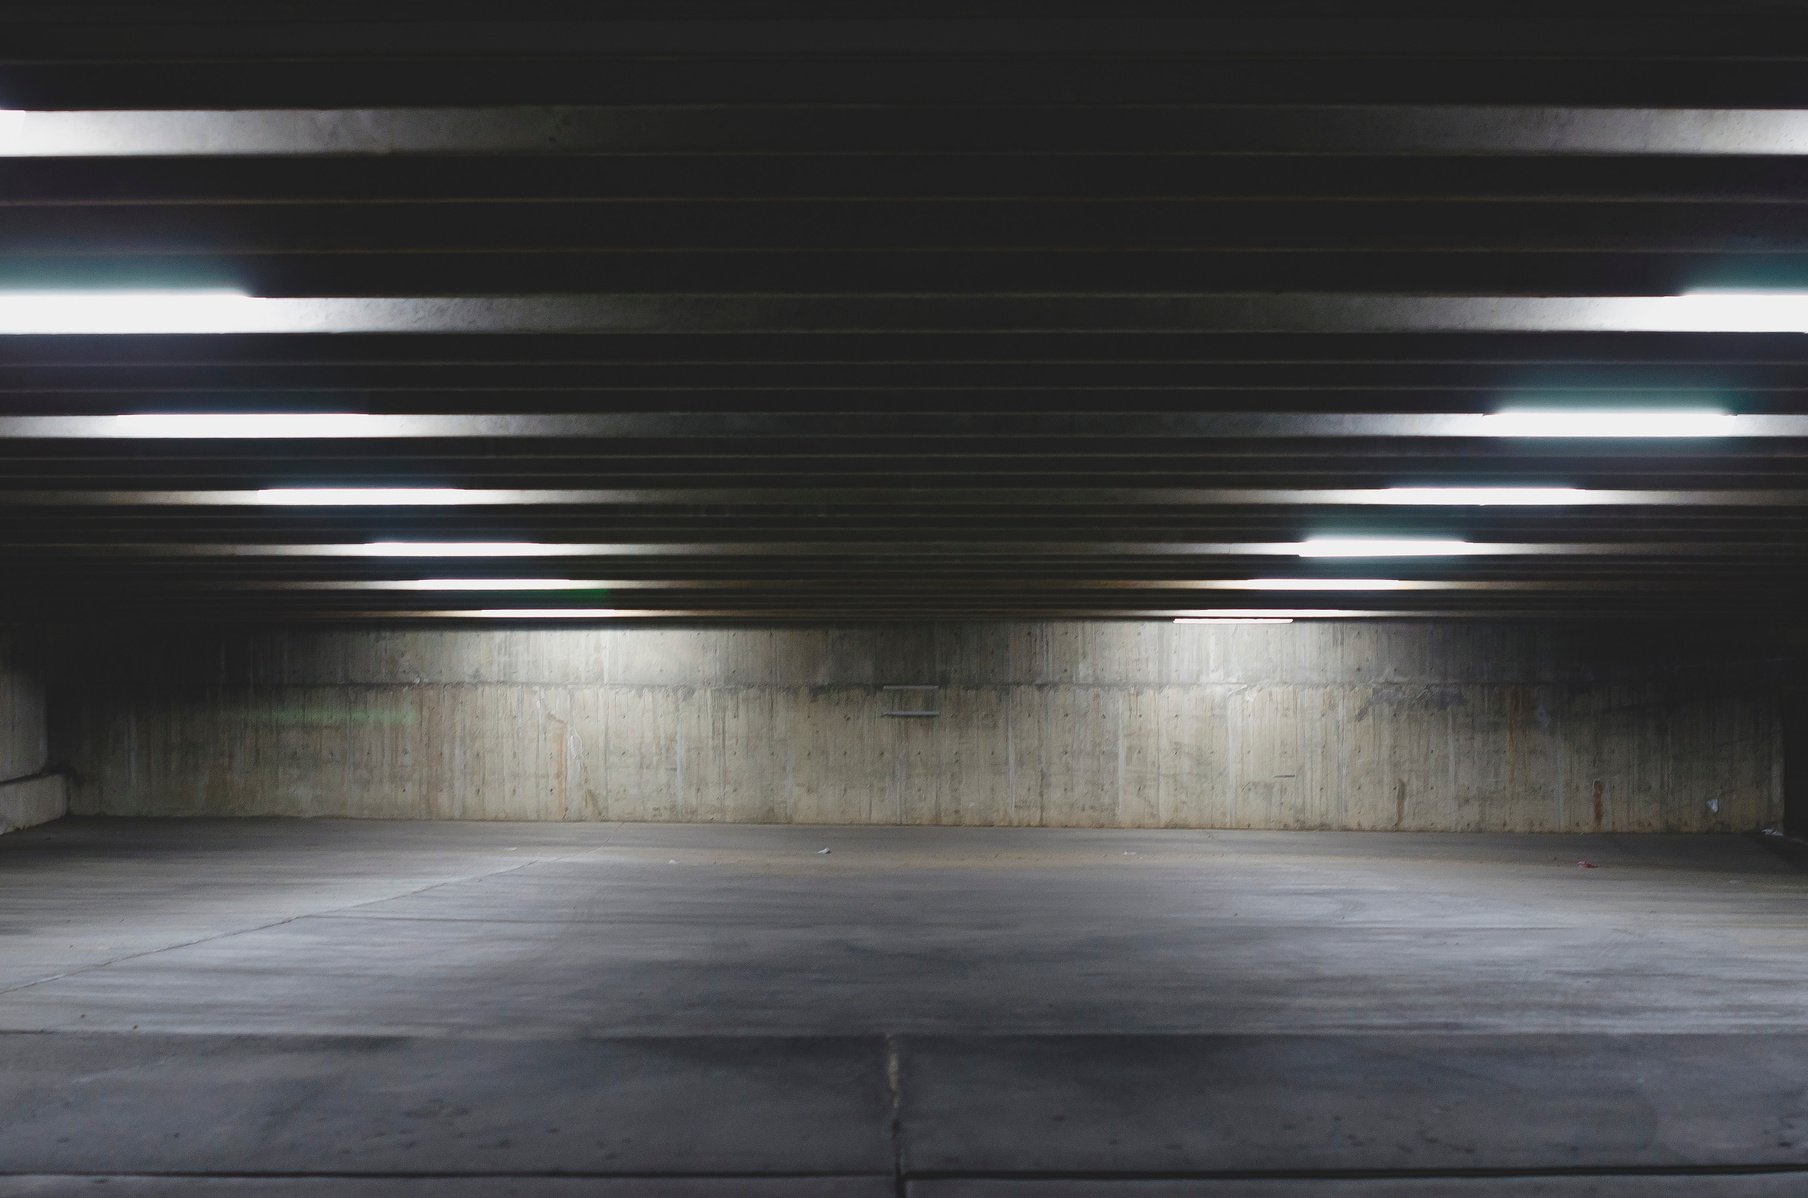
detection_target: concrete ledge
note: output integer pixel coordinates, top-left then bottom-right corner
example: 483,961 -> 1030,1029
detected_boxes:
0,1182 -> 889,1197
4,1179 -> 1796,1198
0,772 -> 65,834
910,1178 -> 1808,1197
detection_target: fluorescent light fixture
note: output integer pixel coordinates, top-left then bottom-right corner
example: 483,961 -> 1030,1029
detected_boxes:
1295,537 -> 1482,557
1375,486 -> 1587,506
115,413 -> 383,439
0,290 -> 258,334
1233,578 -> 1413,591
395,578 -> 600,591
1175,609 -> 1352,621
1175,617 -> 1295,625
255,487 -> 477,506
1480,410 -> 1735,438
1667,291 -> 1808,333
469,609 -> 622,619
356,542 -> 559,557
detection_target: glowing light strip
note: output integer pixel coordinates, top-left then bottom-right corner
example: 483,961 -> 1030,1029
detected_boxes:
1374,486 -> 1588,505
255,488 -> 480,506
0,413 -> 1803,440
386,578 -> 603,591
1174,617 -> 1295,625
115,413 -> 385,438
354,542 -> 565,557
1227,578 -> 1416,591
1294,538 -> 1484,558
9,485 -> 1788,507
1174,609 -> 1359,621
1477,410 -> 1736,438
466,609 -> 623,619
0,291 -> 258,335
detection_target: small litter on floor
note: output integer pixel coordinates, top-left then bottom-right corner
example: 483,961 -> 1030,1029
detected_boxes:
1576,860 -> 1598,869
817,848 -> 831,854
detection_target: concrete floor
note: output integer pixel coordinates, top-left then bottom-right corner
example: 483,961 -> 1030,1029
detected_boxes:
1,819 -> 1806,1195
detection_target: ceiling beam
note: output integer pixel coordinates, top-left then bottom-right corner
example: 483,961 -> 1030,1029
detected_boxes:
13,539 -> 1781,558
1,411 -> 1799,439
10,106 -> 1808,158
6,294 -> 1808,336
3,486 -> 1805,507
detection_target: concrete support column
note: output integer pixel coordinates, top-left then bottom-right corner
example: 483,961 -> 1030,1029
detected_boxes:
1785,689 -> 1808,838
1,625 -> 65,834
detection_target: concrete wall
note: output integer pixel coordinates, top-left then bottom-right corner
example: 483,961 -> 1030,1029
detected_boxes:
46,622 -> 1781,832
1,627 -> 66,833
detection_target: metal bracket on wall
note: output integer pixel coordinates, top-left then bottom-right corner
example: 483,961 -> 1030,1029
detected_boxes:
882,684 -> 940,717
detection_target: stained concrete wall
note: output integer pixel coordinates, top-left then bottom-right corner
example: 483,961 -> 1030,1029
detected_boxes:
1,627 -> 66,833
46,622 -> 1782,832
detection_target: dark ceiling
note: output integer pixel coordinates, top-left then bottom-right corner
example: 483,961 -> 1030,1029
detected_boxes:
6,1 -> 1808,623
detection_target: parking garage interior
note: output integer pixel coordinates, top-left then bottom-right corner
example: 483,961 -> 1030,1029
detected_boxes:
4,3 -> 1808,1195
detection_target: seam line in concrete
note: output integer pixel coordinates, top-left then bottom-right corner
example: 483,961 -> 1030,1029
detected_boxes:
886,1032 -> 906,1198
0,769 -> 65,788
0,834 -> 621,1000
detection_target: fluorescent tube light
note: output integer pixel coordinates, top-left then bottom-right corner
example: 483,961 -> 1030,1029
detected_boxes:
255,487 -> 478,506
0,290 -> 258,334
1374,486 -> 1587,506
1175,617 -> 1295,625
1174,609 -> 1352,621
356,542 -> 559,557
1668,291 -> 1808,333
1232,578 -> 1413,591
394,579 -> 600,591
1295,538 -> 1482,557
115,413 -> 383,439
469,609 -> 622,619
1480,410 -> 1735,438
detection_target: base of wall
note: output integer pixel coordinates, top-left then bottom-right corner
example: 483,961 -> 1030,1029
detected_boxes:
0,773 -> 67,834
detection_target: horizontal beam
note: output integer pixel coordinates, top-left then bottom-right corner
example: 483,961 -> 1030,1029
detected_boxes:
0,328 -> 1797,366
359,608 -> 1441,621
19,155 -> 1808,208
1,411 -> 1800,438
25,57 -> 1808,115
12,540 -> 1778,558
244,578 -> 1660,593
11,107 -> 1808,158
4,487 -> 1806,507
24,200 -> 1808,255
4,252 -> 1808,303
11,15 -> 1808,60
8,294 -> 1808,336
